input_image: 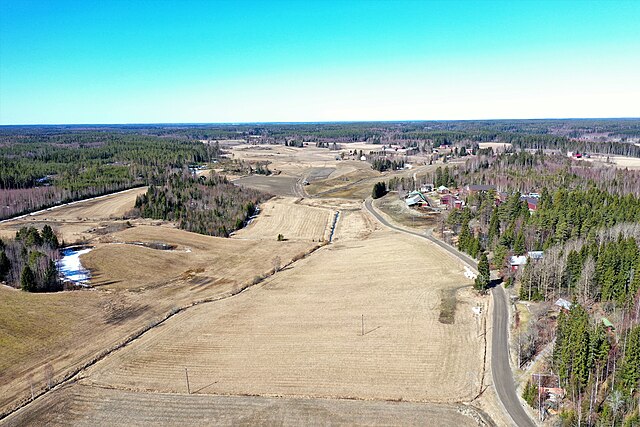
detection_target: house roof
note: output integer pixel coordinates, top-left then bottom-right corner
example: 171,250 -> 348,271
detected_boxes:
509,255 -> 528,266
555,298 -> 572,310
602,317 -> 615,329
405,195 -> 423,206
527,251 -> 544,260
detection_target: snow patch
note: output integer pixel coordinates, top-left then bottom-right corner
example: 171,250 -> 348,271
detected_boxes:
464,266 -> 477,280
57,247 -> 93,286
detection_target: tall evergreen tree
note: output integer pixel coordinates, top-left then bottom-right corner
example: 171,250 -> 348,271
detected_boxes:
475,252 -> 490,291
20,265 -> 36,292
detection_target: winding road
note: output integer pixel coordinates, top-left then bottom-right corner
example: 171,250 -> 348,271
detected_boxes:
363,198 -> 535,427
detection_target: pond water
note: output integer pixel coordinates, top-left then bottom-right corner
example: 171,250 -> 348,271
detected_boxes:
57,247 -> 93,286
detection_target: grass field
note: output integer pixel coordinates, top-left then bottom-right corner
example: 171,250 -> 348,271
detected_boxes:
0,189 -> 320,415
232,197 -> 334,242
81,224 -> 485,404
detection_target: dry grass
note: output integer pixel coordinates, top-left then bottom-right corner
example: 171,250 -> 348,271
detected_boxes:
374,193 -> 439,230
82,227 -> 485,404
83,225 -> 314,292
0,194 -> 316,415
232,197 -> 334,242
3,383 -> 487,426
0,187 -> 147,243
0,285 -> 168,413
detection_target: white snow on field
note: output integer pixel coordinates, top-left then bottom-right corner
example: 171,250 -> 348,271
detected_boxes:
57,248 -> 93,286
464,266 -> 477,280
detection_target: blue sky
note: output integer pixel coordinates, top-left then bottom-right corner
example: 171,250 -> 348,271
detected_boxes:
1,0 -> 639,124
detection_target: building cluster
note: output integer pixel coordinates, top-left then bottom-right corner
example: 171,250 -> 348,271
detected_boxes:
408,184 -> 541,213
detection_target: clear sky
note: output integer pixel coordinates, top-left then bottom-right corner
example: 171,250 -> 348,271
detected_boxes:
1,0 -> 639,124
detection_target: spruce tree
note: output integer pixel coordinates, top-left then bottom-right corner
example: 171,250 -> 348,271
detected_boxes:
474,252 -> 490,291
44,259 -> 60,292
0,250 -> 9,281
513,231 -> 526,255
20,265 -> 36,292
618,325 -> 640,396
41,225 -> 59,249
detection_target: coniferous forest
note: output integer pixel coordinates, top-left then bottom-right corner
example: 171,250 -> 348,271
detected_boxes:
133,170 -> 267,237
0,129 -> 211,219
433,151 -> 640,425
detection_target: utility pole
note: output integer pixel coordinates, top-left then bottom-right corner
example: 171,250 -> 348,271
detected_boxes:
361,314 -> 364,336
185,367 -> 191,395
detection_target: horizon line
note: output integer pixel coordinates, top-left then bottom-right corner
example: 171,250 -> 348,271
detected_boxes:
1,117 -> 640,127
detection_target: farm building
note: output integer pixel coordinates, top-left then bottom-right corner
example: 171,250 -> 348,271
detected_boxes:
439,194 -> 463,210
509,255 -> 528,271
405,191 -> 429,207
521,196 -> 539,212
405,194 -> 424,207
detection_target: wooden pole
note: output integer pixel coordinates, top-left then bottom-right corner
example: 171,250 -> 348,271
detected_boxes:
185,367 -> 191,395
361,314 -> 364,336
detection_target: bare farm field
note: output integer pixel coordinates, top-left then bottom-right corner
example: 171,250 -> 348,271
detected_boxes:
583,154 -> 640,170
0,187 -> 148,243
78,227 -> 485,406
232,196 -> 334,242
0,191 -> 319,416
1,150 -> 498,425
3,383 -> 487,427
233,174 -> 299,197
478,142 -> 512,152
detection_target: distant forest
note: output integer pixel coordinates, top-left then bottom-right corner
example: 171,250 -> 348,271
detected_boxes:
0,129 -> 215,219
1,119 -> 639,220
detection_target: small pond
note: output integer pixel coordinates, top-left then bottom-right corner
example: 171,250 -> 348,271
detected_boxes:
57,247 -> 93,286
